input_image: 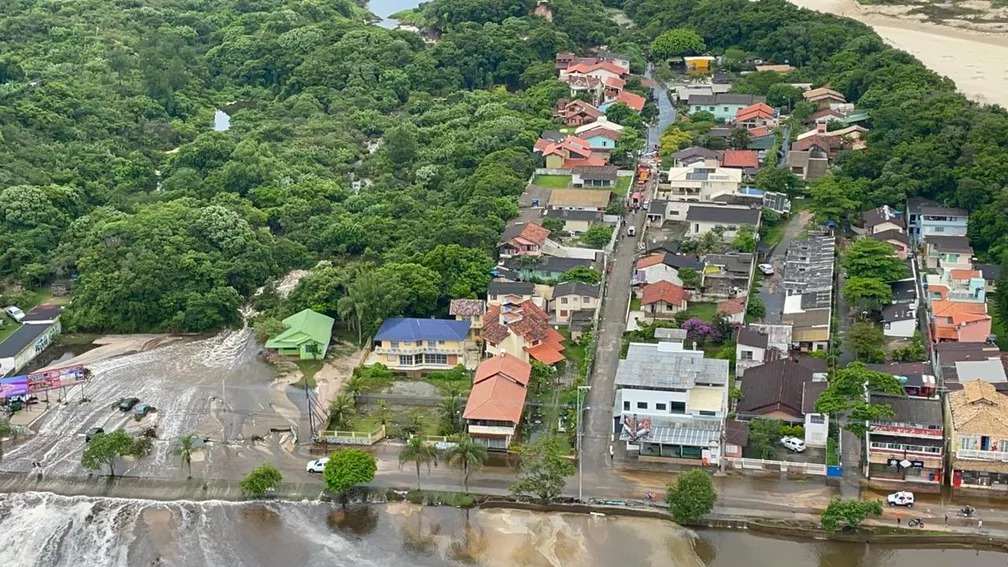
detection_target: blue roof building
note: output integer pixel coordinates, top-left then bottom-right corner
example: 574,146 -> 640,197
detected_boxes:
372,318 -> 473,374
375,318 -> 470,342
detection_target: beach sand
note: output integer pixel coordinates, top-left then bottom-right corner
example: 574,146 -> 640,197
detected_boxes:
789,0 -> 1008,107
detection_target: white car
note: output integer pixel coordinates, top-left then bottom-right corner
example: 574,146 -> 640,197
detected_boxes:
3,306 -> 25,322
306,457 -> 329,473
780,436 -> 806,452
757,264 -> 774,276
887,491 -> 914,507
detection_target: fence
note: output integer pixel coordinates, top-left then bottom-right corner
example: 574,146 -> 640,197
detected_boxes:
316,425 -> 386,446
724,457 -> 827,476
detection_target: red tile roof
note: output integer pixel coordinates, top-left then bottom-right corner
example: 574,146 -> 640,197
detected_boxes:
614,90 -> 646,112
513,223 -> 551,246
950,269 -> 981,280
735,103 -> 775,122
721,150 -> 759,169
525,343 -> 565,365
605,76 -> 626,89
567,61 -> 627,76
474,353 -> 532,386
641,281 -> 689,307
792,134 -> 843,153
717,297 -> 747,315
463,375 -> 527,424
635,254 -> 665,270
577,127 -> 621,141
748,126 -> 772,138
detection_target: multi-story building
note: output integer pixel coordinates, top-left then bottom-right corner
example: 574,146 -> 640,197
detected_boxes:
613,342 -> 729,465
924,268 -> 985,304
700,253 -> 754,299
781,237 -> 835,352
906,197 -> 969,245
463,353 -> 532,450
662,165 -> 742,202
949,380 -> 1008,490
924,236 -> 973,271
550,281 -> 600,324
735,324 -> 792,377
371,318 -> 472,373
864,393 -> 944,485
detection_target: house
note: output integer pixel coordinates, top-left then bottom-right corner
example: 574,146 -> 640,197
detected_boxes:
641,280 -> 690,318
553,99 -> 602,127
762,191 -> 792,216
663,165 -> 743,201
717,297 -> 746,324
372,318 -> 471,372
733,103 -> 777,129
0,306 -> 65,377
924,268 -> 985,304
595,50 -> 632,72
564,74 -> 604,101
647,199 -> 670,224
264,309 -> 335,360
890,279 -> 919,307
571,165 -> 617,188
782,306 -> 831,352
701,253 -> 754,299
719,150 -> 759,172
934,342 -> 1006,391
543,209 -> 602,236
613,342 -> 729,464
449,299 -> 486,338
736,357 -> 829,447
723,419 -> 750,458
871,229 -> 910,260
689,93 -> 766,122
551,281 -> 600,324
498,222 -> 552,258
865,394 -> 944,484
786,144 -> 829,181
487,281 -> 535,307
948,380 -> 1008,490
536,135 -> 606,169
568,309 -> 593,342
671,82 -> 732,104
782,236 -> 835,301
560,60 -> 627,85
931,300 -> 991,343
866,362 -> 937,398
905,199 -> 969,245
754,64 -> 795,73
555,52 -> 598,71
859,205 -> 905,236
670,146 -> 720,168
735,325 -> 792,377
882,304 -> 917,338
548,188 -> 612,212
483,300 -> 566,365
463,353 -> 532,450
503,254 -> 596,282
683,55 -> 716,73
975,263 -> 1001,293
576,126 -> 621,152
802,86 -> 846,109
924,236 -> 973,271
633,252 -> 704,286
610,90 -> 647,113
684,204 -> 761,240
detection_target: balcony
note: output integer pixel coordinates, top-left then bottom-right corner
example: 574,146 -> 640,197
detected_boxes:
468,424 -> 516,437
957,449 -> 1008,462
376,345 -> 465,355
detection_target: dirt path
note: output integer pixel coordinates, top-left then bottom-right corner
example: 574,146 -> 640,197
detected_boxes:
313,344 -> 365,411
789,0 -> 1008,107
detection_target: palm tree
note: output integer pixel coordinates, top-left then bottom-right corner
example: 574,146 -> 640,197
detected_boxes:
173,435 -> 196,478
0,418 -> 16,462
399,436 -> 438,489
378,399 -> 388,425
444,436 -> 488,493
329,394 -> 354,430
345,374 -> 365,408
336,296 -> 360,345
438,393 -> 463,435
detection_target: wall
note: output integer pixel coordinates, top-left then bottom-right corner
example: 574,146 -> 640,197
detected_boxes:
958,319 -> 992,343
804,413 -> 828,448
884,318 -> 916,338
13,320 -> 61,373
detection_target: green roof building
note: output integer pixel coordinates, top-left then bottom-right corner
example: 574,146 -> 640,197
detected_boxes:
265,309 -> 335,360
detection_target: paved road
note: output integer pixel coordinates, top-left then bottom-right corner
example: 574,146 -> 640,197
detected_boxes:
756,210 -> 808,323
644,63 -> 676,148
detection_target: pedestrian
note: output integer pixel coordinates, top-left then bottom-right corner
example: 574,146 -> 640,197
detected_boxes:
609,445 -> 614,463
896,513 -> 901,525
979,520 -> 983,531
944,514 -> 948,524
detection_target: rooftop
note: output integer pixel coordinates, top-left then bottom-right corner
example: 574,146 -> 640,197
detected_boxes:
921,205 -> 968,218
871,229 -> 909,247
704,253 -> 754,275
881,303 -> 915,323
487,281 -> 534,296
949,380 -> 1008,436
926,235 -> 972,254
0,323 -> 52,359
474,353 -> 531,386
862,205 -> 905,230
22,304 -> 64,323
554,281 -> 600,299
544,208 -> 601,223
265,309 -> 335,352
736,358 -> 821,418
641,280 -> 689,306
622,419 -> 722,448
548,188 -> 612,210
720,150 -> 759,169
690,93 -> 766,106
868,393 -> 942,425
671,146 -> 719,161
463,373 -> 527,424
374,318 -> 470,342
449,299 -> 486,317
736,327 -> 769,349
685,204 -> 760,225
889,279 -> 918,303
615,343 -> 728,390
572,165 -> 618,181
500,222 -> 551,246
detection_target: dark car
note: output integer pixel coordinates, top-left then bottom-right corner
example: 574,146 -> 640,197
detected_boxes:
118,397 -> 140,412
133,403 -> 155,418
85,427 -> 104,442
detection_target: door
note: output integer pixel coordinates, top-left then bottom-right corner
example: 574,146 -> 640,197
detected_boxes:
982,436 -> 991,451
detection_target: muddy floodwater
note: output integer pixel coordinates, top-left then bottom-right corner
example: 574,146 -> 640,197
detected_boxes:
0,494 -> 1004,567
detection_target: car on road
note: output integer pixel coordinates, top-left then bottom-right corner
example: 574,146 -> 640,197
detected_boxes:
758,263 -> 774,276
306,457 -> 329,473
118,397 -> 140,411
887,491 -> 914,507
780,436 -> 806,452
3,306 -> 25,322
85,427 -> 104,442
133,403 -> 155,418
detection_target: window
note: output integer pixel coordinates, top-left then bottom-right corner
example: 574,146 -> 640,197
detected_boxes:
438,340 -> 445,345
723,106 -> 729,112
390,341 -> 400,349
399,354 -> 415,366
740,350 -> 753,360
582,296 -> 591,303
415,341 -> 422,347
670,402 -> 686,413
637,402 -> 648,409
560,310 -> 568,317
934,226 -> 945,233
427,341 -> 437,348
809,415 -> 825,424
708,106 -> 714,111
623,401 -> 630,411
655,403 -> 667,411
425,353 -> 448,365
561,297 -> 568,304
699,410 -> 716,416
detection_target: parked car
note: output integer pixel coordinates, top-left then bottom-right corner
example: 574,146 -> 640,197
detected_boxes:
118,397 -> 140,411
133,403 -> 155,418
306,458 -> 329,473
757,263 -> 774,276
887,491 -> 914,507
3,306 -> 25,322
780,436 -> 806,452
85,427 -> 104,442
627,226 -> 636,237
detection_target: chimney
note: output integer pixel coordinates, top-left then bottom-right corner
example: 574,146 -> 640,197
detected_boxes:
500,349 -> 506,357
816,122 -> 827,134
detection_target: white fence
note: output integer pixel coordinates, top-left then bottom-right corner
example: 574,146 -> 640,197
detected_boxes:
724,457 -> 827,476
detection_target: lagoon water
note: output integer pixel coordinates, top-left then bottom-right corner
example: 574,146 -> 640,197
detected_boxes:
0,493 -> 1005,567
369,0 -> 423,28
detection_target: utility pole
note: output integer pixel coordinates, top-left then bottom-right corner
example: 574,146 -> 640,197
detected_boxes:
576,385 -> 591,501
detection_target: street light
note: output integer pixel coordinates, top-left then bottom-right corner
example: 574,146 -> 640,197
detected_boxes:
576,385 -> 591,501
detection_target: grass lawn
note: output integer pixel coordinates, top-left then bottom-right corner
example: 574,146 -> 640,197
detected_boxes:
762,221 -> 788,248
558,328 -> 587,375
683,301 -> 718,322
990,296 -> 1008,351
533,174 -> 572,188
630,297 -> 641,311
616,176 -> 633,195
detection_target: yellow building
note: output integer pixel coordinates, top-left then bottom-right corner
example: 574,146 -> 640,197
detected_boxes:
683,56 -> 716,74
371,318 -> 472,373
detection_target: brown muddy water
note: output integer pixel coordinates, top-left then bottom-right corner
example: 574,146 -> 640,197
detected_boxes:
0,493 -> 1005,567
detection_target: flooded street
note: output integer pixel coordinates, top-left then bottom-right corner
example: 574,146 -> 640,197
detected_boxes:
0,494 -> 1004,567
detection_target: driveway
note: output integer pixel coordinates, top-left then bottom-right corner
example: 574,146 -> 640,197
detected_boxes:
756,210 -> 811,323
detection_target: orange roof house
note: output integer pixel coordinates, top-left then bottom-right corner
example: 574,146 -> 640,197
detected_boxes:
720,149 -> 759,169
498,222 -> 551,258
464,353 -> 532,449
537,135 -> 607,169
483,301 -> 566,365
734,103 -> 776,128
611,90 -> 646,112
931,300 -> 992,343
641,280 -> 689,318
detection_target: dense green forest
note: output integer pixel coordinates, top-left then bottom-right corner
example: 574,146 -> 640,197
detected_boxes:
3,0 -> 1008,335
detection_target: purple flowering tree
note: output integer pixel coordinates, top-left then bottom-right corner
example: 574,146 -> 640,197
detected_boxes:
682,317 -> 721,346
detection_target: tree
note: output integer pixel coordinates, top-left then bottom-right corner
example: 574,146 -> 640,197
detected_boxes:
385,124 -> 417,168
80,429 -> 134,478
845,322 -> 885,362
559,266 -> 602,285
399,435 -> 438,489
510,435 -> 574,504
754,167 -> 804,198
843,277 -> 893,314
329,394 -> 354,430
580,225 -> 613,248
815,363 -> 905,438
809,175 -> 858,224
651,28 -> 706,60
766,84 -> 804,110
324,449 -> 377,498
678,267 -> 701,288
438,391 -> 464,436
747,418 -> 783,459
444,436 -> 488,493
732,226 -> 757,253
729,127 -> 750,150
253,316 -> 285,344
604,103 -> 642,131
241,463 -> 283,497
0,418 -> 16,462
682,317 -> 721,345
665,469 -> 716,524
820,498 -> 883,531
746,296 -> 766,321
529,360 -> 554,396
541,217 -> 564,234
842,239 -> 908,282
173,435 -> 196,478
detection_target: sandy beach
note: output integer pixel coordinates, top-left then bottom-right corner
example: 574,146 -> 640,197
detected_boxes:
789,0 -> 1008,107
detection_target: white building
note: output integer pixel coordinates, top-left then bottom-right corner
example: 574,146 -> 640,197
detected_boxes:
663,165 -> 743,202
